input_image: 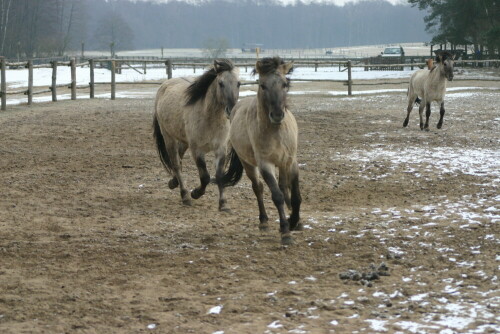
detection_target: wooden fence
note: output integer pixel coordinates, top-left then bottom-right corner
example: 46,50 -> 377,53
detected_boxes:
0,57 -> 499,111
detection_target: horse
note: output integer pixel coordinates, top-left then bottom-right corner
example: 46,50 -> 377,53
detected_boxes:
153,59 -> 240,210
403,51 -> 455,131
221,57 -> 302,245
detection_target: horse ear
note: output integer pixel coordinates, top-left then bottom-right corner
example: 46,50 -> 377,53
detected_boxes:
280,61 -> 294,75
214,60 -> 221,73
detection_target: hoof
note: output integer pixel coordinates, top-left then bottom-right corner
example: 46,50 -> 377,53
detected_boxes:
290,223 -> 304,231
258,223 -> 269,231
219,206 -> 231,213
281,233 -> 293,245
403,120 -> 409,127
168,178 -> 179,189
182,198 -> 192,206
191,188 -> 204,199
424,127 -> 430,132
437,123 -> 443,129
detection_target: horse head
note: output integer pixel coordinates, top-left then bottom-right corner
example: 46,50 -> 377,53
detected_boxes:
214,59 -> 240,118
255,57 -> 294,125
436,52 -> 454,81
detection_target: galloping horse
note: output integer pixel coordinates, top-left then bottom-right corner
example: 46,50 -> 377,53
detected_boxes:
404,51 -> 455,130
153,59 -> 240,210
222,57 -> 302,245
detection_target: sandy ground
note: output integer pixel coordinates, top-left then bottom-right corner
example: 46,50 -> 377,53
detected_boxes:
0,78 -> 499,333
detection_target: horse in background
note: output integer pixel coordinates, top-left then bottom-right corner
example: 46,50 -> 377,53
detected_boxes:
403,51 -> 455,130
221,57 -> 302,245
153,59 -> 240,210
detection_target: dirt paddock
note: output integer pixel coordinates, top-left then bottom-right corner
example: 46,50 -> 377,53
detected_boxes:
0,79 -> 499,333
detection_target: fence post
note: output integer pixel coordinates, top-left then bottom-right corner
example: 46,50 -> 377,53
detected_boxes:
315,62 -> 318,72
51,61 -> 57,102
166,59 -> 172,79
111,60 -> 116,100
1,57 -> 6,111
144,61 -> 147,74
27,60 -> 33,105
347,60 -> 352,96
89,59 -> 94,98
70,57 -> 76,100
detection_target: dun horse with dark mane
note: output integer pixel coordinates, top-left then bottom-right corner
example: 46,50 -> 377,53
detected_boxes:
222,57 -> 302,245
153,59 -> 240,210
404,51 -> 455,130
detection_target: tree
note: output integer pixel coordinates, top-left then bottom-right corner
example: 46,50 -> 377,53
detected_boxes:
93,8 -> 134,52
408,0 -> 500,56
201,37 -> 229,59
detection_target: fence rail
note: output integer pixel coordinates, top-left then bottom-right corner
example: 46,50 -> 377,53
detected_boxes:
0,57 -> 499,111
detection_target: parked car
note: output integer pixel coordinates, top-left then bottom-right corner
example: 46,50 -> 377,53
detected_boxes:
381,46 -> 405,57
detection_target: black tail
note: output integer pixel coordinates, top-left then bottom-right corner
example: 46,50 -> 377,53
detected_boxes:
415,97 -> 421,105
220,148 -> 244,187
153,113 -> 173,174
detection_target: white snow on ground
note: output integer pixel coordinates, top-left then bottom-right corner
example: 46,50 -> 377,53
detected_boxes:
341,147 -> 500,180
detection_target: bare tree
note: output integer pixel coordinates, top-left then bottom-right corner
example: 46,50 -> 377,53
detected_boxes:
202,37 -> 229,59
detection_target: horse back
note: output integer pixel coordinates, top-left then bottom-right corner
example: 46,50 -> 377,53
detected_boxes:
155,78 -> 193,143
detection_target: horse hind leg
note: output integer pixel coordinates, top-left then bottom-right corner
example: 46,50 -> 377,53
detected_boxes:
168,142 -> 188,189
418,101 -> 426,130
242,161 -> 269,231
437,102 -> 445,129
403,94 -> 419,127
164,139 -> 191,205
424,102 -> 431,131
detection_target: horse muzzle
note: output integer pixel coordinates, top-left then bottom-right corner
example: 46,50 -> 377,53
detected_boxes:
269,112 -> 285,125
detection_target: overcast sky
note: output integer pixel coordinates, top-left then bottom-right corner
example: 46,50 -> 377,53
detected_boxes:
144,0 -> 408,6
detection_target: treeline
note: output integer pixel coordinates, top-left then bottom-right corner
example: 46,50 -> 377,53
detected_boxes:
0,0 -> 87,58
0,0 -> 431,59
102,0 -> 430,50
409,0 -> 500,56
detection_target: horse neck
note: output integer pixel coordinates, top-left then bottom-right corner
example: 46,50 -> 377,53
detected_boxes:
429,64 -> 447,89
204,83 -> 224,115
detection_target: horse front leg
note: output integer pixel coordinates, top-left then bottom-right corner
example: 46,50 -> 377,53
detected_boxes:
242,161 -> 268,231
191,150 -> 210,200
260,162 -> 291,245
437,102 -> 445,129
289,162 -> 303,231
424,102 -> 431,131
214,147 -> 229,211
278,169 -> 291,210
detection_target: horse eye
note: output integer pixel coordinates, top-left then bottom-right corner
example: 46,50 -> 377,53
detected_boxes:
260,84 -> 267,90
219,81 -> 224,88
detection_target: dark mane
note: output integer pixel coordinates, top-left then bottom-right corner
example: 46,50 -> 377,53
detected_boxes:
435,51 -> 453,63
185,59 -> 234,106
252,56 -> 294,76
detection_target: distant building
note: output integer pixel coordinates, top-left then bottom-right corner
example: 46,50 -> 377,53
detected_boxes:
241,43 -> 264,53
